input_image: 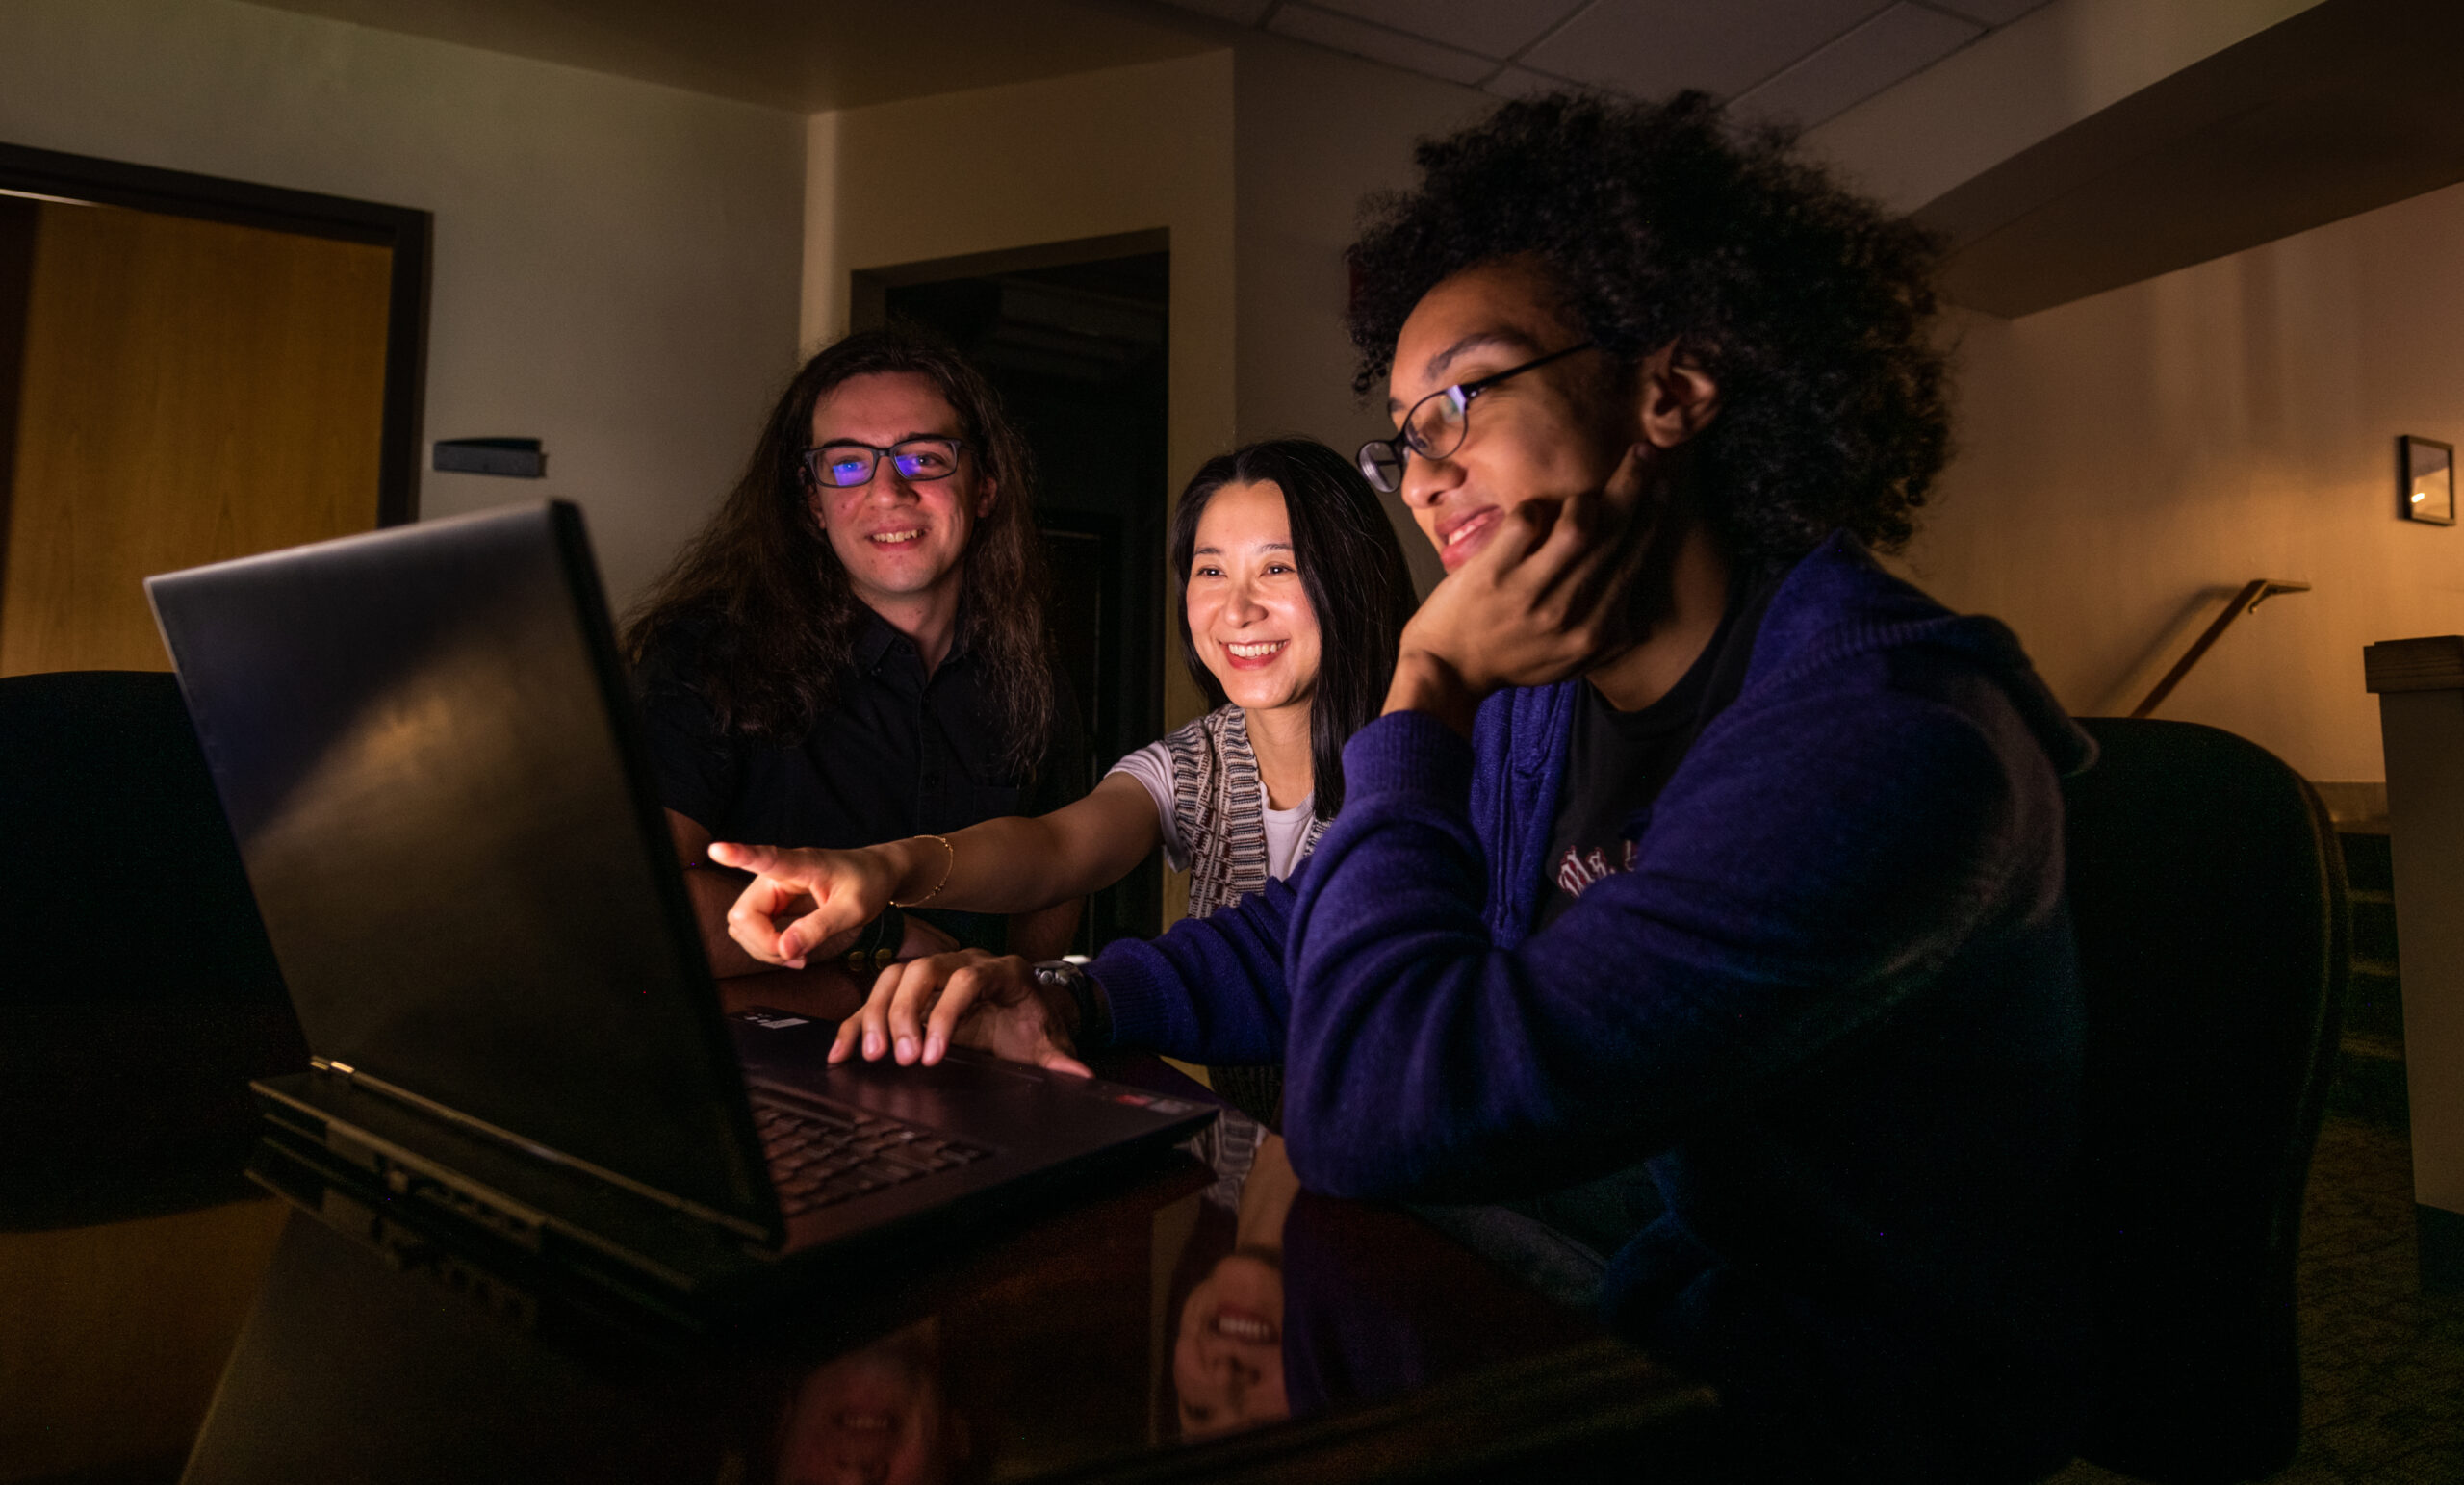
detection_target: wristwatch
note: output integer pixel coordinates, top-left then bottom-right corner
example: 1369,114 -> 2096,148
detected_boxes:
840,904 -> 906,975
1032,958 -> 1109,1050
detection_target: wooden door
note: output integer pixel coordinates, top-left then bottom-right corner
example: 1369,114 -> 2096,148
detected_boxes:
0,198 -> 392,676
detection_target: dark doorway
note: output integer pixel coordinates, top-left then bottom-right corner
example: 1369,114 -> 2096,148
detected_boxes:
859,243 -> 1170,949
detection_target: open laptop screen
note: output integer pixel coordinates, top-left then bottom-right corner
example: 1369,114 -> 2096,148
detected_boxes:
148,503 -> 773,1231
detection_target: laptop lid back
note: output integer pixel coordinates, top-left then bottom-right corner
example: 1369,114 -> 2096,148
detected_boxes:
147,502 -> 775,1236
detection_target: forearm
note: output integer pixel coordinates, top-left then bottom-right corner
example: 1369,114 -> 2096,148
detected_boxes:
1382,651 -> 1484,737
881,783 -> 1156,915
1007,898 -> 1084,961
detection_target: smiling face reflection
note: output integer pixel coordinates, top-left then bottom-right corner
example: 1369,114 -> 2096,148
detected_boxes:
1173,1247 -> 1289,1438
776,1320 -> 965,1485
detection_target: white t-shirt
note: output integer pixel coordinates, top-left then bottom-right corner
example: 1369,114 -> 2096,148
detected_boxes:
1107,740 -> 1317,883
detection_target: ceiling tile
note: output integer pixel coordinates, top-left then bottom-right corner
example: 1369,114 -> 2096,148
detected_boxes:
1267,4 -> 1501,86
1730,3 -> 1980,129
249,0 -> 1218,112
1483,64 -> 1591,100
1151,0 -> 1277,23
1522,0 -> 1893,100
1302,0 -> 1593,60
1922,0 -> 2052,25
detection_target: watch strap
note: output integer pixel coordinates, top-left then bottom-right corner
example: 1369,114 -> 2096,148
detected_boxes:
1033,959 -> 1109,1051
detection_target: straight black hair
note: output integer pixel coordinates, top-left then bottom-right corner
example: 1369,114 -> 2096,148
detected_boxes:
1168,438 -> 1420,822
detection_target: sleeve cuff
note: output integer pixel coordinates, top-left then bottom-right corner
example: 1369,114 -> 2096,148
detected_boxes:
1085,940 -> 1194,1055
1340,708 -> 1476,806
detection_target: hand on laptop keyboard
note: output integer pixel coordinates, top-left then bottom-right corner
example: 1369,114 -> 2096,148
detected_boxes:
831,949 -> 1090,1077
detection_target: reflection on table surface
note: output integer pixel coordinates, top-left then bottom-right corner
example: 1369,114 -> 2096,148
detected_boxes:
9,1095 -> 1715,1485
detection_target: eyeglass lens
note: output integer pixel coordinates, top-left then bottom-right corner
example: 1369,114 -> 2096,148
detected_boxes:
809,441 -> 960,489
1358,385 -> 1472,494
1404,387 -> 1473,461
1359,445 -> 1404,493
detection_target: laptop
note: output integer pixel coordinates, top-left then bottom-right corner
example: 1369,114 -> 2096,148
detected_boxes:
146,500 -> 1214,1308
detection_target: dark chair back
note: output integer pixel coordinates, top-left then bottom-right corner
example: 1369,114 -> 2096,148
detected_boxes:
2066,717 -> 2347,1484
0,670 -> 303,1219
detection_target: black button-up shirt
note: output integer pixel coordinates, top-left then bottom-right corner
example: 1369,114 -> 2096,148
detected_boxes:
632,609 -> 1086,949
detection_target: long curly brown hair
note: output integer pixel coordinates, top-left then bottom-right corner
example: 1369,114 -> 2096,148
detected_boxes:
1345,91 -> 1951,568
622,327 -> 1058,777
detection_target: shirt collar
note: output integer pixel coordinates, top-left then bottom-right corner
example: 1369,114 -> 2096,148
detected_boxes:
857,607 -> 905,671
855,602 -> 975,673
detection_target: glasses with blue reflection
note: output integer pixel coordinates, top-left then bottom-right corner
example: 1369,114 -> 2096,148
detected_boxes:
800,438 -> 969,490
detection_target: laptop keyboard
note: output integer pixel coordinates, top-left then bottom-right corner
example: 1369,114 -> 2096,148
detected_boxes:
751,1096 -> 991,1216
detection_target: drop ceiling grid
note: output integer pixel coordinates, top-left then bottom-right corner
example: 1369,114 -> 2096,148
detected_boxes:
1175,0 -> 2051,127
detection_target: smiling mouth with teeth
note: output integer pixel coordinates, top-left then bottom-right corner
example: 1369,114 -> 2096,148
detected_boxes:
1444,510 -> 1497,548
870,529 -> 923,545
1210,1313 -> 1277,1343
1225,640 -> 1286,659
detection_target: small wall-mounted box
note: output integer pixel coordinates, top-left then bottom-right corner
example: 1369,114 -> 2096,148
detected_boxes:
434,438 -> 546,478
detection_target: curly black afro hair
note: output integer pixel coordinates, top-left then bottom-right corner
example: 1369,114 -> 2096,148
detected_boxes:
1346,90 -> 1950,567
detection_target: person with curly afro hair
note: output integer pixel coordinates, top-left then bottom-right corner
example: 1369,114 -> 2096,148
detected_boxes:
830,91 -> 2092,1482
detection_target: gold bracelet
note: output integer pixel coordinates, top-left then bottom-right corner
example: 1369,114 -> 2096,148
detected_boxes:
889,833 -> 955,908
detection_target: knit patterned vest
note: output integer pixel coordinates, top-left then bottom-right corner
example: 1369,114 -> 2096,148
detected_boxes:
1164,704 -> 1324,1128
1167,704 -> 1327,919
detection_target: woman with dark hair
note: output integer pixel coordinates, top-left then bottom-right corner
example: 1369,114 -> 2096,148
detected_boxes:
1143,438 -> 1421,900
711,437 -> 1418,1114
627,325 -> 1084,970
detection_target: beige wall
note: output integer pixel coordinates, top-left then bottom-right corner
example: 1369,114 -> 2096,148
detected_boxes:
1901,175 -> 2464,783
1230,37 -> 1484,598
0,0 -> 806,612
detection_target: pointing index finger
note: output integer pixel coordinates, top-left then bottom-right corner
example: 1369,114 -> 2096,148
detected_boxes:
707,840 -> 776,874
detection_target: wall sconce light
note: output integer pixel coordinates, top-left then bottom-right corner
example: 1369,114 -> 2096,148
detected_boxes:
2402,435 -> 2453,525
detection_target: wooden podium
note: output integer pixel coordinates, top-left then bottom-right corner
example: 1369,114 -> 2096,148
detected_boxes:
2365,636 -> 2464,1288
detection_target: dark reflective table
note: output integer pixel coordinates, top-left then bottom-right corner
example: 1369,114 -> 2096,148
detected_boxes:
11,1061 -> 1727,1485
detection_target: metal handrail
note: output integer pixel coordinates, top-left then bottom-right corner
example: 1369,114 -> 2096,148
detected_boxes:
2129,578 -> 2312,719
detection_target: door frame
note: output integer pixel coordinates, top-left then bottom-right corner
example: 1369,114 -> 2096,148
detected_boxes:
0,140 -> 431,527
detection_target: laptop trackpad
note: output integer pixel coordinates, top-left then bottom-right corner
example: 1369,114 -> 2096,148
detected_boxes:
743,1049 -> 1047,1130
819,1055 -> 1041,1096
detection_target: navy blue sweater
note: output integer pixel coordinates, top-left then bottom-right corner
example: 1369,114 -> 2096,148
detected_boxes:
1091,534 -> 2093,1478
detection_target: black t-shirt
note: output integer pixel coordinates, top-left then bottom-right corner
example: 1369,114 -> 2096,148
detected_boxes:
1535,572 -> 1779,930
630,608 -> 1087,950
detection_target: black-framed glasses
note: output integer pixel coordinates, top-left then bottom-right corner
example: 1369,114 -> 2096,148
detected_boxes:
1357,342 -> 1599,494
800,438 -> 968,490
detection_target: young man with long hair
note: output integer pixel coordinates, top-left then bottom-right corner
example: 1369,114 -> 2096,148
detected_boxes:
626,327 -> 1083,976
